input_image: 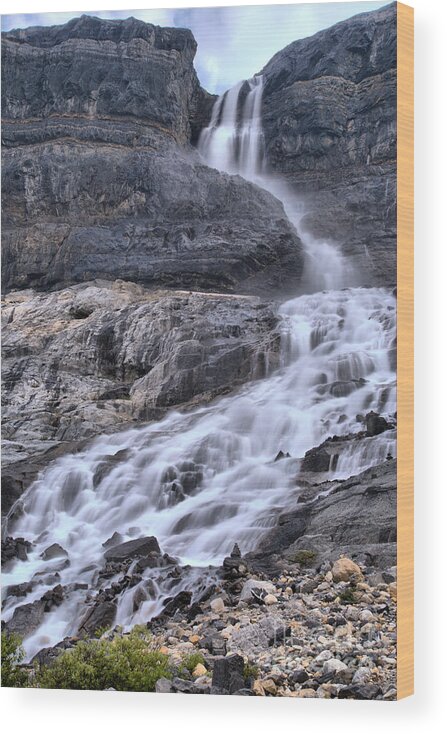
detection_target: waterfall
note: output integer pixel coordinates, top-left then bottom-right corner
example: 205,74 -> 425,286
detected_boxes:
199,76 -> 264,176
3,75 -> 397,660
199,76 -> 354,293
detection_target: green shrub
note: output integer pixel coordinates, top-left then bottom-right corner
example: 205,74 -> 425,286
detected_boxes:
179,652 -> 206,676
35,627 -> 172,691
243,662 -> 259,681
292,550 -> 317,566
1,631 -> 29,688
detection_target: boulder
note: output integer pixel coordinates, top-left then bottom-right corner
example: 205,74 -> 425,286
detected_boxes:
322,658 -> 348,676
155,677 -> 174,694
77,600 -> 117,637
210,598 -> 226,614
211,654 -> 245,694
365,411 -> 393,436
41,543 -> 68,561
102,532 -> 123,550
301,446 -> 331,473
103,536 -> 160,562
332,558 -> 363,583
239,578 -> 276,603
5,599 -> 46,637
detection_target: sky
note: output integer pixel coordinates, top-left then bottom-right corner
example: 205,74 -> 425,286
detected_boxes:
1,2 -> 388,94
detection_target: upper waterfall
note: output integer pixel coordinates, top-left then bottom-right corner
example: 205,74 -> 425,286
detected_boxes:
199,76 -> 353,294
199,76 -> 265,178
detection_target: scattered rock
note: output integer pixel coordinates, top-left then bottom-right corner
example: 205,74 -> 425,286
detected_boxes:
192,663 -> 207,678
239,578 -> 276,603
2,536 -> 33,564
155,677 -> 174,693
210,598 -> 226,614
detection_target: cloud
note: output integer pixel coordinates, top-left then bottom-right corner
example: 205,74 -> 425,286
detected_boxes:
2,3 -> 388,94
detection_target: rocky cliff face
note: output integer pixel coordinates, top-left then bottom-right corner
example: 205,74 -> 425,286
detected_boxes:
1,280 -> 281,512
1,15 -> 303,295
260,2 -> 396,285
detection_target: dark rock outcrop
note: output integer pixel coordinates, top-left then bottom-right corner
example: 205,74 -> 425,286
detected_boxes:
2,15 -> 304,295
1,536 -> 32,564
257,459 -> 397,569
5,584 -> 65,637
77,600 -> 117,637
212,654 -> 245,694
260,2 -> 397,285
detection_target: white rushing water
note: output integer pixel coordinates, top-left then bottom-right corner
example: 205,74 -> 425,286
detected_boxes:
3,76 -> 397,658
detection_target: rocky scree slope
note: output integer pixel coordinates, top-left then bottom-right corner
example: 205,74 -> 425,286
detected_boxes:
260,2 -> 397,286
1,15 -> 303,295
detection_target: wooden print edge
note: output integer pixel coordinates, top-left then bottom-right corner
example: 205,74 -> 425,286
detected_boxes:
396,1 -> 414,701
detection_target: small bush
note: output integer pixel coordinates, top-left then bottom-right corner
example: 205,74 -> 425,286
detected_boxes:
243,662 -> 259,681
35,627 -> 172,691
1,631 -> 29,688
292,550 -> 317,566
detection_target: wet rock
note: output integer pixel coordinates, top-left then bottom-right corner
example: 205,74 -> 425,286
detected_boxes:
301,446 -> 331,473
93,451 -> 131,488
274,450 -> 291,462
157,591 -> 193,620
5,599 -> 46,637
102,532 -> 123,550
261,459 -> 396,569
78,600 -> 117,637
41,584 -> 65,611
5,581 -> 34,598
1,536 -> 33,564
41,543 -> 68,561
103,536 -> 160,562
212,654 -> 245,693
365,411 -> 393,436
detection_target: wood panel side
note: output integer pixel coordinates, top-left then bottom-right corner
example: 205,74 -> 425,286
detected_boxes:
396,0 -> 414,701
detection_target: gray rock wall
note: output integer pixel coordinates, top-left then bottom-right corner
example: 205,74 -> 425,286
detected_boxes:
260,2 -> 397,285
1,15 -> 304,295
2,281 -> 281,471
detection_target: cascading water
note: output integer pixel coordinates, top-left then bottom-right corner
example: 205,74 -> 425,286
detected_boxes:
199,75 -> 354,293
2,76 -> 397,660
